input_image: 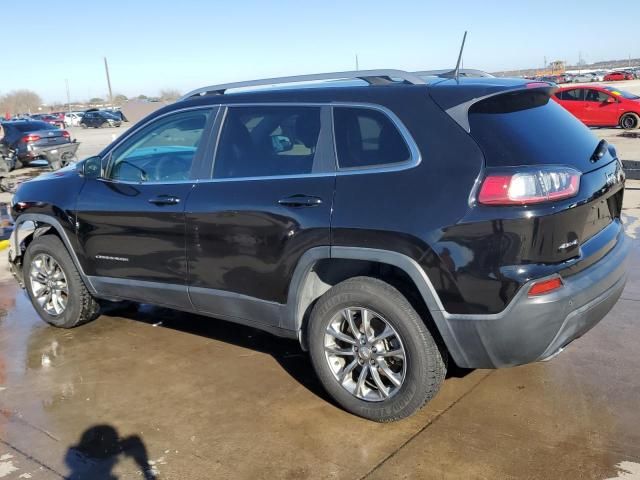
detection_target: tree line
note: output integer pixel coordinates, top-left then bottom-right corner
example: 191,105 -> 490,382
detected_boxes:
1,88 -> 182,116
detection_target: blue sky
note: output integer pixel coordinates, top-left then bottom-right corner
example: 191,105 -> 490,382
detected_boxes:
2,0 -> 639,103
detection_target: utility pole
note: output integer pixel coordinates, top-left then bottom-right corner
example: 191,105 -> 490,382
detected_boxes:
355,54 -> 359,71
65,79 -> 71,113
104,57 -> 113,107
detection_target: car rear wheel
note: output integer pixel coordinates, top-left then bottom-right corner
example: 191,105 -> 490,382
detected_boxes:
81,123 -> 87,129
308,276 -> 446,422
620,113 -> 640,130
24,235 -> 100,328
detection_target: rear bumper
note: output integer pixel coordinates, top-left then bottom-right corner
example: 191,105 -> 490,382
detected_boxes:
442,230 -> 630,368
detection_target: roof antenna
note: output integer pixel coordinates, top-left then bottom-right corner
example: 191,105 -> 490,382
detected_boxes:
453,31 -> 468,82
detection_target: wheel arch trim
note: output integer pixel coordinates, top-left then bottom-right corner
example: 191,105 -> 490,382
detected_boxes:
286,246 -> 467,364
11,214 -> 96,294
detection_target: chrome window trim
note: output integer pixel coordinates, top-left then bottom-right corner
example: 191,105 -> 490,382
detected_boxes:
100,105 -> 219,186
200,101 -> 421,183
100,102 -> 421,185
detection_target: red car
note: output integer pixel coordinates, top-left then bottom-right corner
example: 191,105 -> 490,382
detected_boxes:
553,85 -> 640,129
604,71 -> 633,81
31,114 -> 65,128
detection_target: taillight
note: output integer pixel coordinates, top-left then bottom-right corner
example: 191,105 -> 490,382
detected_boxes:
528,277 -> 563,296
478,167 -> 580,205
62,130 -> 70,139
21,134 -> 41,143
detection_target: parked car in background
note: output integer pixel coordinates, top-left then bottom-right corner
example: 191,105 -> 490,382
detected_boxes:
104,109 -> 128,122
0,120 -> 72,168
7,70 -> 629,422
604,71 -> 633,81
538,74 -> 568,84
64,112 -> 84,127
571,73 -> 595,83
50,112 -> 67,127
553,85 -> 640,129
79,111 -> 122,128
30,114 -> 64,128
591,71 -> 607,82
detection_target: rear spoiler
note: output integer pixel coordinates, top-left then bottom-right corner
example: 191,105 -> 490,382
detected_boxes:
431,82 -> 557,133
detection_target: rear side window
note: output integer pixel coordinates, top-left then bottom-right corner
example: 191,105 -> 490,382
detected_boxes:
214,106 -> 322,179
333,107 -> 410,169
558,89 -> 584,101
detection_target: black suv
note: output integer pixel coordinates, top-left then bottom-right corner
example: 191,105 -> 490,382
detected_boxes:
80,111 -> 122,128
8,70 -> 629,421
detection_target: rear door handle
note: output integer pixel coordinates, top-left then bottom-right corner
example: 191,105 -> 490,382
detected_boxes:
278,195 -> 323,207
148,195 -> 180,206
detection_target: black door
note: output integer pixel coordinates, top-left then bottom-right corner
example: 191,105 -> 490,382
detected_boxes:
185,105 -> 335,326
76,107 -> 216,308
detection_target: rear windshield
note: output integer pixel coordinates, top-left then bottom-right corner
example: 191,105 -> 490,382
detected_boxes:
11,121 -> 57,132
468,91 -> 599,172
602,86 -> 640,100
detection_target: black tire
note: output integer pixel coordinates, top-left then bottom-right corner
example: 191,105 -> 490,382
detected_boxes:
100,121 -> 108,128
620,113 -> 640,130
308,277 -> 446,422
24,235 -> 100,328
81,123 -> 87,129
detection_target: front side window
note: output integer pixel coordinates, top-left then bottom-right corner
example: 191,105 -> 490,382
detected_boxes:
213,106 -> 322,179
108,109 -> 211,183
333,107 -> 410,169
585,90 -> 609,103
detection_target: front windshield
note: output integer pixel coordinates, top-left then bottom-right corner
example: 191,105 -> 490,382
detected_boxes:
603,86 -> 640,100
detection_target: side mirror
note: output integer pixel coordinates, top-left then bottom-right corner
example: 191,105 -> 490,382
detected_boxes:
605,97 -> 617,104
81,156 -> 103,179
271,135 -> 294,153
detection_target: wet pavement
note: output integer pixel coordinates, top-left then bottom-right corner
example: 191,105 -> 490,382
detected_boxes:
0,136 -> 639,478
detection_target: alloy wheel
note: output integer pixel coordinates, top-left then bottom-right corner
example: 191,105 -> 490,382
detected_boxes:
324,307 -> 407,402
29,253 -> 68,316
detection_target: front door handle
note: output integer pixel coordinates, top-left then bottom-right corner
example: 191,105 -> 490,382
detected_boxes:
148,195 -> 180,206
278,195 -> 323,207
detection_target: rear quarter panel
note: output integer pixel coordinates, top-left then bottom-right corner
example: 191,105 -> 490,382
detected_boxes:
331,89 -> 486,313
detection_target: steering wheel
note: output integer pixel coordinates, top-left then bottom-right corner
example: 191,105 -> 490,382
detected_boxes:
153,155 -> 190,181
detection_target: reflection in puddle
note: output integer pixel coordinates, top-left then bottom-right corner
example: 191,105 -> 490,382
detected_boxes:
618,131 -> 640,139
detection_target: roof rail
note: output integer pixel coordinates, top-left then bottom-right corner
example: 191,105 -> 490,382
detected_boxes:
414,69 -> 494,78
178,69 -> 427,101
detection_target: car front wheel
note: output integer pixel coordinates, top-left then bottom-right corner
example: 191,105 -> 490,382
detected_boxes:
308,276 -> 447,422
24,235 -> 100,328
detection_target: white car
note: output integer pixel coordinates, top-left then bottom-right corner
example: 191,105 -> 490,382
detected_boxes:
64,112 -> 84,127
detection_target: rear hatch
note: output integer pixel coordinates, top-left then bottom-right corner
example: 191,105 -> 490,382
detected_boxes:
431,80 -> 625,267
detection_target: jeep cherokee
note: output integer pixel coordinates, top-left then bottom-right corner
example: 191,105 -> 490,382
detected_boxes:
8,70 -> 629,422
